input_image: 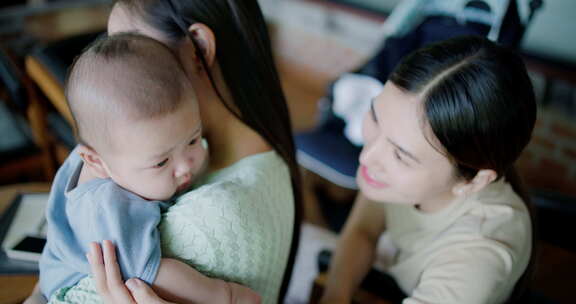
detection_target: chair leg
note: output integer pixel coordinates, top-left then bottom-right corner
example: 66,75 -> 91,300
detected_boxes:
308,274 -> 326,304
54,143 -> 71,164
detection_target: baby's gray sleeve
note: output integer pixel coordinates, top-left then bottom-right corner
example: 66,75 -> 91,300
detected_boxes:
74,184 -> 164,285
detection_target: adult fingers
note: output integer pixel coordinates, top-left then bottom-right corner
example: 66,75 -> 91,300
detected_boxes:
101,240 -> 136,303
102,240 -> 124,286
88,242 -> 109,297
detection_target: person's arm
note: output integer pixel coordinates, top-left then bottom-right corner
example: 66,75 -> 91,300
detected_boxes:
153,258 -> 260,304
23,284 -> 47,304
88,241 -> 260,304
320,192 -> 387,304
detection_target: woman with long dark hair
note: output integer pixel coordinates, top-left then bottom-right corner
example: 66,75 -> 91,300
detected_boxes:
26,0 -> 301,303
321,35 -> 536,303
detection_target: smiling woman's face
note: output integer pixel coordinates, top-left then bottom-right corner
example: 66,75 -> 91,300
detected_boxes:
357,82 -> 461,208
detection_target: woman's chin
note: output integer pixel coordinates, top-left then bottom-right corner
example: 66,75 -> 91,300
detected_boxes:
358,182 -> 414,206
358,181 -> 387,202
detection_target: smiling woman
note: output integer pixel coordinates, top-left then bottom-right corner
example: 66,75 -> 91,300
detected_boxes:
358,84 -> 460,212
322,35 -> 537,304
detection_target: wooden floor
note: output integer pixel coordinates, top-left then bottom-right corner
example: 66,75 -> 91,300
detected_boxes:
273,25 -> 367,133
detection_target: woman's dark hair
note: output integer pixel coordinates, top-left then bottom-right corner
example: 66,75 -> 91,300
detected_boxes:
390,35 -> 537,303
116,0 -> 302,300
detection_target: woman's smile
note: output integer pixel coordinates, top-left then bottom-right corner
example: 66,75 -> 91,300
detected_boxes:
360,165 -> 389,189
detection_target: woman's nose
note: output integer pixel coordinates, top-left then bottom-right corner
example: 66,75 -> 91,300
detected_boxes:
360,141 -> 384,171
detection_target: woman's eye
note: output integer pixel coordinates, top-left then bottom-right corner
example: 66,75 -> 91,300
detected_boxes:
370,108 -> 377,123
154,158 -> 169,168
394,151 -> 404,162
189,138 -> 198,145
369,100 -> 378,123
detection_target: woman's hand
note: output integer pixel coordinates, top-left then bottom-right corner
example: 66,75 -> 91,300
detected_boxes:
88,240 -> 175,304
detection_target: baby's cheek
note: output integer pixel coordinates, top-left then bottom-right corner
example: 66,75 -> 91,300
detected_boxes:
142,178 -> 167,198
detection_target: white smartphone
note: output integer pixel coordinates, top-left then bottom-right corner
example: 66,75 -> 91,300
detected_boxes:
1,193 -> 49,262
5,235 -> 46,261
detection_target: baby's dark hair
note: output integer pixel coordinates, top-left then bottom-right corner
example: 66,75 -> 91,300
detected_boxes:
65,32 -> 193,150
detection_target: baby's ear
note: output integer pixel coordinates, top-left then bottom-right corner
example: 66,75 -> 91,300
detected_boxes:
77,145 -> 110,179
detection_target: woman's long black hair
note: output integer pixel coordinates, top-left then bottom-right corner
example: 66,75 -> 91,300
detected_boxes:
390,35 -> 537,303
117,0 -> 302,301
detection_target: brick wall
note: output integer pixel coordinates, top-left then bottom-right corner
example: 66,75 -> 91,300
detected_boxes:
517,109 -> 576,196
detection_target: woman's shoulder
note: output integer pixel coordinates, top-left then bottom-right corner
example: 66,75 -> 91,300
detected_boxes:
445,180 -> 532,255
425,182 -> 532,279
206,150 -> 289,182
206,150 -> 288,187
469,180 -> 531,231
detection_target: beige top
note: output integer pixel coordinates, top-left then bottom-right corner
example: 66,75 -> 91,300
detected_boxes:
384,180 -> 532,304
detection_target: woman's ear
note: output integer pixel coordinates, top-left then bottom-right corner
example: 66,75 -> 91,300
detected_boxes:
185,23 -> 216,68
77,145 -> 110,179
452,169 -> 497,197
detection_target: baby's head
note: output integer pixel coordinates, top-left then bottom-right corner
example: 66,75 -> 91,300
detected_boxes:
66,33 -> 208,201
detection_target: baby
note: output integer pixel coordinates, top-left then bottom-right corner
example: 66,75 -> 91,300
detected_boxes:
39,33 -> 259,304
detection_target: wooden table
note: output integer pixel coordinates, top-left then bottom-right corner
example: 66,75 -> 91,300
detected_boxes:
0,183 -> 50,304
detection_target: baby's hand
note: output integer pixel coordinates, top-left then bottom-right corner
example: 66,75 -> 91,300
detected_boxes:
227,282 -> 261,304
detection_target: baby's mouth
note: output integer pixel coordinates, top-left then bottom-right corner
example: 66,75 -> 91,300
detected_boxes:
177,180 -> 192,192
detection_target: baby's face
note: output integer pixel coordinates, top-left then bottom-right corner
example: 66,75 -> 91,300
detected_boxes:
101,99 -> 207,201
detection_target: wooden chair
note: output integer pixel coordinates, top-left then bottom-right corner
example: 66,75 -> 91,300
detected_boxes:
0,45 -> 54,182
23,32 -> 103,177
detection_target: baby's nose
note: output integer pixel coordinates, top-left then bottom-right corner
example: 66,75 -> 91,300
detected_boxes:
175,161 -> 192,178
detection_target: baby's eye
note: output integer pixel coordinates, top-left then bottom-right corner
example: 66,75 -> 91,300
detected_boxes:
189,138 -> 198,145
154,158 -> 169,168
